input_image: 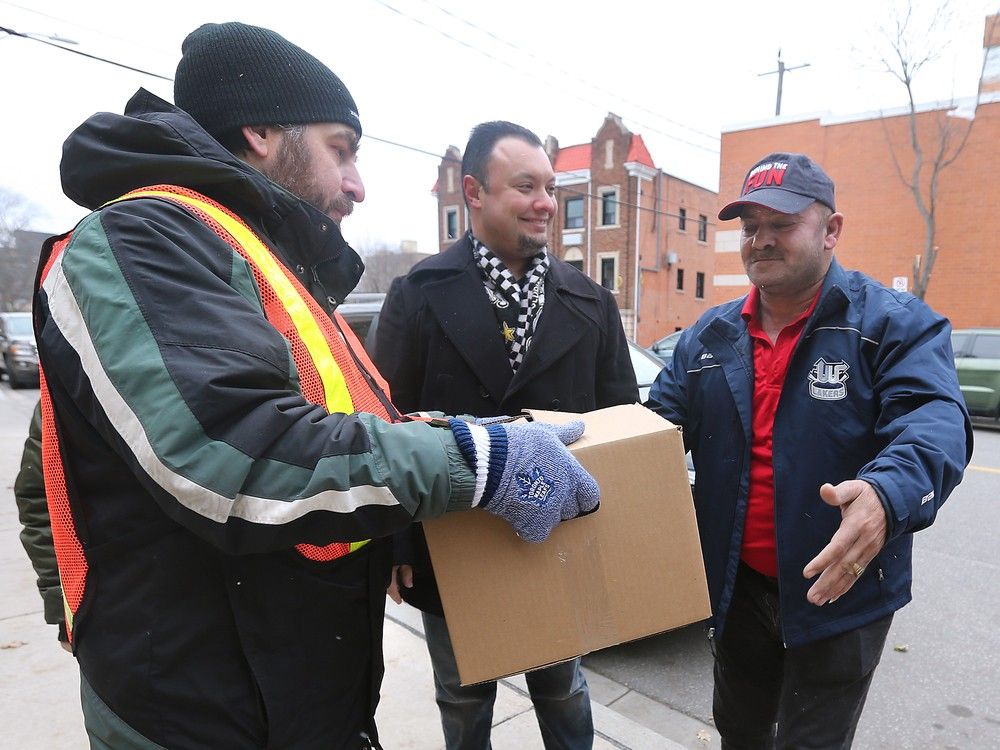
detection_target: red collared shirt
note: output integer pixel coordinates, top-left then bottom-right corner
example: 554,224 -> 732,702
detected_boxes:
740,286 -> 820,577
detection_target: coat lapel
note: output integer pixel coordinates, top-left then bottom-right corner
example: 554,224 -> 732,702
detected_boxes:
504,267 -> 594,402
423,259 -> 514,404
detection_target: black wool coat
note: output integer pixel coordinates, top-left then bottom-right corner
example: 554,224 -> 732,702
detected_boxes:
373,234 -> 639,613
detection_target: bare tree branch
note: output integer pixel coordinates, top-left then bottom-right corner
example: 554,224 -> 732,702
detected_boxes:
352,240 -> 431,294
0,187 -> 45,311
874,1 -> 997,300
0,187 -> 33,245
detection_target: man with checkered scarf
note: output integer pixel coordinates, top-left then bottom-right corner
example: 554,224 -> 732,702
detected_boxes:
375,121 -> 638,750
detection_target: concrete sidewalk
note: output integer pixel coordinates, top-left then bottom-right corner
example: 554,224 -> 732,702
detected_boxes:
379,603 -> 716,749
0,583 -> 714,749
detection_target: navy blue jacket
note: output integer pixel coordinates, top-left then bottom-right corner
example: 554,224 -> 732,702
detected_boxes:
647,260 -> 971,647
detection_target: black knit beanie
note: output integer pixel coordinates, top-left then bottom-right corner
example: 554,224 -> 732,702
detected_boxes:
174,22 -> 361,141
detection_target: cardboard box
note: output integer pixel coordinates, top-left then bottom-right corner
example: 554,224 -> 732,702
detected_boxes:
421,403 -> 711,686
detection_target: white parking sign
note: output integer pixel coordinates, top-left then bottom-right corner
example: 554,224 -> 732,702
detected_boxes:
892,276 -> 909,292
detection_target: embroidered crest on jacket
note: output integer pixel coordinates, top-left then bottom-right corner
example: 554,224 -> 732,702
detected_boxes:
808,358 -> 850,401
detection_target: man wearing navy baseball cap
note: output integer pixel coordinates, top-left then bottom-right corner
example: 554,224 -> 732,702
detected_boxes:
718,152 -> 837,221
648,152 -> 971,747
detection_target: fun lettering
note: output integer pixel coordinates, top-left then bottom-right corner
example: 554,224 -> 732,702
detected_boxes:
743,162 -> 787,195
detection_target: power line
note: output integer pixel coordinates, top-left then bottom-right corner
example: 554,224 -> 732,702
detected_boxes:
1,23 -> 455,166
367,137 -> 711,222
2,19 -> 712,215
0,0 -> 174,56
367,0 -> 720,155
0,24 -> 171,80
364,134 -> 460,162
415,0 -> 721,145
557,184 -> 718,226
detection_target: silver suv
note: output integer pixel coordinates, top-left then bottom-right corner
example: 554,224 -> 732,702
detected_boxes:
336,292 -> 385,354
0,311 -> 39,389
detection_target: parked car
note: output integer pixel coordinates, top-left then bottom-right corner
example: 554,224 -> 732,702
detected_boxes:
627,339 -> 665,403
337,292 -> 385,354
626,340 -> 695,486
0,311 -> 39,389
952,328 -> 1000,419
648,329 -> 684,364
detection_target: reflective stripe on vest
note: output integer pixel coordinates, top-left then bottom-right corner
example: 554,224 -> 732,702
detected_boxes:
127,187 -> 357,410
37,235 -> 87,642
38,187 -> 393,625
39,356 -> 86,642
114,186 -> 396,562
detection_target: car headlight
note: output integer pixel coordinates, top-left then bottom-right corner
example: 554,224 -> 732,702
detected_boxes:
8,343 -> 35,357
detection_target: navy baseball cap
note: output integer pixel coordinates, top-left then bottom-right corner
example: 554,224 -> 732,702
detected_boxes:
718,152 -> 835,220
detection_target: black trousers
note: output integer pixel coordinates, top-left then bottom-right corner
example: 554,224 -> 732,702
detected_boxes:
713,563 -> 893,750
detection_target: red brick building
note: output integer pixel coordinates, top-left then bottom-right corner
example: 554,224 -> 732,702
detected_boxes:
433,114 -> 718,344
714,15 -> 1000,329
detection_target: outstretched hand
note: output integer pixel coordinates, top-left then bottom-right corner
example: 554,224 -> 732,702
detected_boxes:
803,480 -> 887,606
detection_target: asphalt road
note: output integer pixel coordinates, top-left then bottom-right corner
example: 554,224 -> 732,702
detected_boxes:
584,419 -> 1000,749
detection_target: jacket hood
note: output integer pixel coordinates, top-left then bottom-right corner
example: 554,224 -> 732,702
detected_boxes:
59,89 -> 364,301
61,89 -> 275,214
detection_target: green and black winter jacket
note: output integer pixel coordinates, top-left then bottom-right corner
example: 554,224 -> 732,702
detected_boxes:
35,89 -> 476,750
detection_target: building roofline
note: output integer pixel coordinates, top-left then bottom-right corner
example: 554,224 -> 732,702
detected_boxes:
722,90 -> 1000,134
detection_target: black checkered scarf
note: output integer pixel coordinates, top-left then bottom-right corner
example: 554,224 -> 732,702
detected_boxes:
471,234 -> 550,371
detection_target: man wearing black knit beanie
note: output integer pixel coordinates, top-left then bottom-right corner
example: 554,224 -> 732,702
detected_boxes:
27,20 -> 600,750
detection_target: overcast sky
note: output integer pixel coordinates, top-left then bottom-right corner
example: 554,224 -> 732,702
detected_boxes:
1,0 -> 996,254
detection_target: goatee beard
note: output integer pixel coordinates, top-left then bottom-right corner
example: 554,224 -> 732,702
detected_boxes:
518,234 -> 547,256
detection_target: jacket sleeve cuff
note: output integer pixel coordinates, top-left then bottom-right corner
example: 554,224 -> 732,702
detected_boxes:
447,420 -> 502,507
448,418 -> 490,508
864,477 -> 898,540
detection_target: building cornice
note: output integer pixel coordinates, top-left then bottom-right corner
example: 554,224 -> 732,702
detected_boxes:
722,90 -> 1000,134
625,162 -> 658,180
555,169 -> 591,186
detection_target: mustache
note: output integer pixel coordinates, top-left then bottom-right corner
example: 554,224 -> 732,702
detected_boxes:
331,195 -> 354,218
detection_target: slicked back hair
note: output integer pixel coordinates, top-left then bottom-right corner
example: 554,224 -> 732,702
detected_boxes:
462,121 -> 544,198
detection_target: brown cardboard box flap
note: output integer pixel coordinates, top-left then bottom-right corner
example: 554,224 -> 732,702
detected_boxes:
422,403 -> 711,685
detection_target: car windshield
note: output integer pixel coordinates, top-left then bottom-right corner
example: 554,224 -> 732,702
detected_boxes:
655,331 -> 682,348
4,315 -> 32,338
629,342 -> 666,384
971,334 -> 1000,359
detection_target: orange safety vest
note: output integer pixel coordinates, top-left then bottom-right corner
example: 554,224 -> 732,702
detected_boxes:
39,185 -> 400,641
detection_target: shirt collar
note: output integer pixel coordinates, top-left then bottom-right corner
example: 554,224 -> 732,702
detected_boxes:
741,285 -> 822,334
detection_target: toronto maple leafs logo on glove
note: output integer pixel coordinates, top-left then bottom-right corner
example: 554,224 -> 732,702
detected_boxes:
516,467 -> 554,508
448,418 -> 600,542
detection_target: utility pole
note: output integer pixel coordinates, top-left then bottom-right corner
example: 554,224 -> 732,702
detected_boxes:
758,49 -> 810,116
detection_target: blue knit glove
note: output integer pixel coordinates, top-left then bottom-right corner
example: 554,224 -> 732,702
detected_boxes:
449,419 -> 600,542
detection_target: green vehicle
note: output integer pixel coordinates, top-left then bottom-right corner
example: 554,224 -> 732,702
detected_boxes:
952,328 -> 1000,419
